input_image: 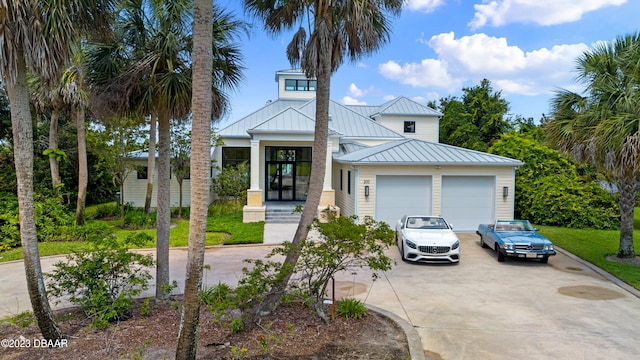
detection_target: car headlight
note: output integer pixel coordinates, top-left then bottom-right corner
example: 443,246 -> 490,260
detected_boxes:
451,240 -> 460,250
502,243 -> 514,250
544,244 -> 554,251
405,239 -> 417,249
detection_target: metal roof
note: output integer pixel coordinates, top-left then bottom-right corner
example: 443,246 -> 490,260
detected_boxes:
334,138 -> 523,166
217,99 -> 310,138
219,98 -> 403,140
247,107 -> 341,136
372,96 -> 443,117
298,100 -> 403,139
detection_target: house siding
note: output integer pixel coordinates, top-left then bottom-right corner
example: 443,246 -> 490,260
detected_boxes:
123,159 -> 195,208
374,114 -> 439,143
333,163 -> 355,217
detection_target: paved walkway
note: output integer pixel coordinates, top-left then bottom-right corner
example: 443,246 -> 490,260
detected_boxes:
3,230 -> 640,359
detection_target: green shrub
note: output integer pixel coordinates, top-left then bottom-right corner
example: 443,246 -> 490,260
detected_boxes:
123,208 -> 156,229
336,298 -> 367,319
240,211 -> 395,322
489,133 -> 619,229
93,203 -> 120,219
45,232 -> 154,328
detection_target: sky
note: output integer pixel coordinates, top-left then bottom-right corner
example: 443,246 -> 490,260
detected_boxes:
216,0 -> 640,127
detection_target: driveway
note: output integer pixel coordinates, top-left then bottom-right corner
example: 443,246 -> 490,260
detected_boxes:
346,233 -> 640,359
2,234 -> 640,359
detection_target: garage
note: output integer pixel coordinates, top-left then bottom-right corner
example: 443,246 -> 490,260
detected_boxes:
441,176 -> 495,231
375,175 -> 432,226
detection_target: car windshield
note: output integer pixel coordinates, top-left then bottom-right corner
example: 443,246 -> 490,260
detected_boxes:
494,220 -> 533,232
406,217 -> 448,229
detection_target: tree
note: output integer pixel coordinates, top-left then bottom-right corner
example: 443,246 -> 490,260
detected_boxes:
171,121 -> 191,218
174,0 -> 211,352
244,0 -> 402,315
437,79 -> 511,151
0,0 -> 114,341
546,33 -> 640,258
60,46 -> 92,225
176,3 -> 245,357
28,75 -> 66,191
90,117 -> 145,218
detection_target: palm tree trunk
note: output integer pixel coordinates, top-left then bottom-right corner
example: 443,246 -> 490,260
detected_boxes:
75,107 -> 88,225
256,33 -> 332,316
175,0 -> 212,357
156,107 -> 171,299
144,112 -> 157,215
48,108 -> 62,189
7,53 -> 62,341
617,180 -> 636,258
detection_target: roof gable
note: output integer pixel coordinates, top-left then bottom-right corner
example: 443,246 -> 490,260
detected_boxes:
374,96 -> 442,117
247,107 -> 340,135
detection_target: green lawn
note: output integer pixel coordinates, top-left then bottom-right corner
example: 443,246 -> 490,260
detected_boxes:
0,207 -> 264,263
537,208 -> 640,291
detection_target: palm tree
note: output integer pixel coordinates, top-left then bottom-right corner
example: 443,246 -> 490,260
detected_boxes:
60,46 -> 91,225
546,33 -> 640,258
176,3 -> 245,357
175,1 -> 212,356
244,0 -> 402,315
0,0 -> 114,341
28,75 -> 66,190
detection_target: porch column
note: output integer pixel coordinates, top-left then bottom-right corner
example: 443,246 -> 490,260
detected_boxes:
319,139 -> 338,221
244,138 -> 265,222
250,139 -> 260,190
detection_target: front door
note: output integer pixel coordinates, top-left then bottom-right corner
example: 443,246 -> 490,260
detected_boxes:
265,147 -> 312,201
267,162 -> 295,201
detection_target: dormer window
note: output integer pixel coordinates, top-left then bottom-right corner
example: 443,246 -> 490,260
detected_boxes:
285,79 -> 317,91
404,121 -> 416,133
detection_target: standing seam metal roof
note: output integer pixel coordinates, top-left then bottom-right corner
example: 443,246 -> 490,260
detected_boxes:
334,138 -> 523,166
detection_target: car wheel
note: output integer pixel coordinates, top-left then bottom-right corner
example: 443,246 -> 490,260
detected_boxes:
399,241 -> 406,261
496,245 -> 505,262
480,236 -> 488,248
540,256 -> 549,264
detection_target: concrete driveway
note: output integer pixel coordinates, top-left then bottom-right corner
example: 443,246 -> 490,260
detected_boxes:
2,233 -> 640,359
348,233 -> 640,359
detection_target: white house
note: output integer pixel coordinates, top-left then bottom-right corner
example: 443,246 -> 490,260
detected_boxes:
217,69 -> 522,231
123,69 -> 523,231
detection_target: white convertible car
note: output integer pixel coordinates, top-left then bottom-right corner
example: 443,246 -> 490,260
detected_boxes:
395,215 -> 460,263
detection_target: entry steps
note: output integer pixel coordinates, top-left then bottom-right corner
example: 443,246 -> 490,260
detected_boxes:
265,202 -> 303,223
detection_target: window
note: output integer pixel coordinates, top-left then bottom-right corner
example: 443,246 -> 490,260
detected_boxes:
222,147 -> 250,168
404,121 -> 416,133
137,166 -> 148,180
285,79 -> 317,92
340,169 -> 343,191
347,170 -> 351,195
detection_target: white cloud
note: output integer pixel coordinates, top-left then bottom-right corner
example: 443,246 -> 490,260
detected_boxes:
378,32 -> 588,97
378,58 -> 461,90
348,83 -> 365,97
405,0 -> 446,13
342,96 -> 368,105
469,0 -> 627,29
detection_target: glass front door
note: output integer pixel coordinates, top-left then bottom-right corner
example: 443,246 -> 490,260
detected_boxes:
267,162 -> 295,201
265,146 -> 312,201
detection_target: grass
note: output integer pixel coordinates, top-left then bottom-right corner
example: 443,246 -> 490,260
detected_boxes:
0,202 -> 264,263
537,208 -> 640,291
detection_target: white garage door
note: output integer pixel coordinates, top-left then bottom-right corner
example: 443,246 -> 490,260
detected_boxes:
376,175 -> 432,226
441,176 -> 495,231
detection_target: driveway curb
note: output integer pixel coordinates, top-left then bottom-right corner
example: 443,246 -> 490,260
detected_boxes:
554,245 -> 640,299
